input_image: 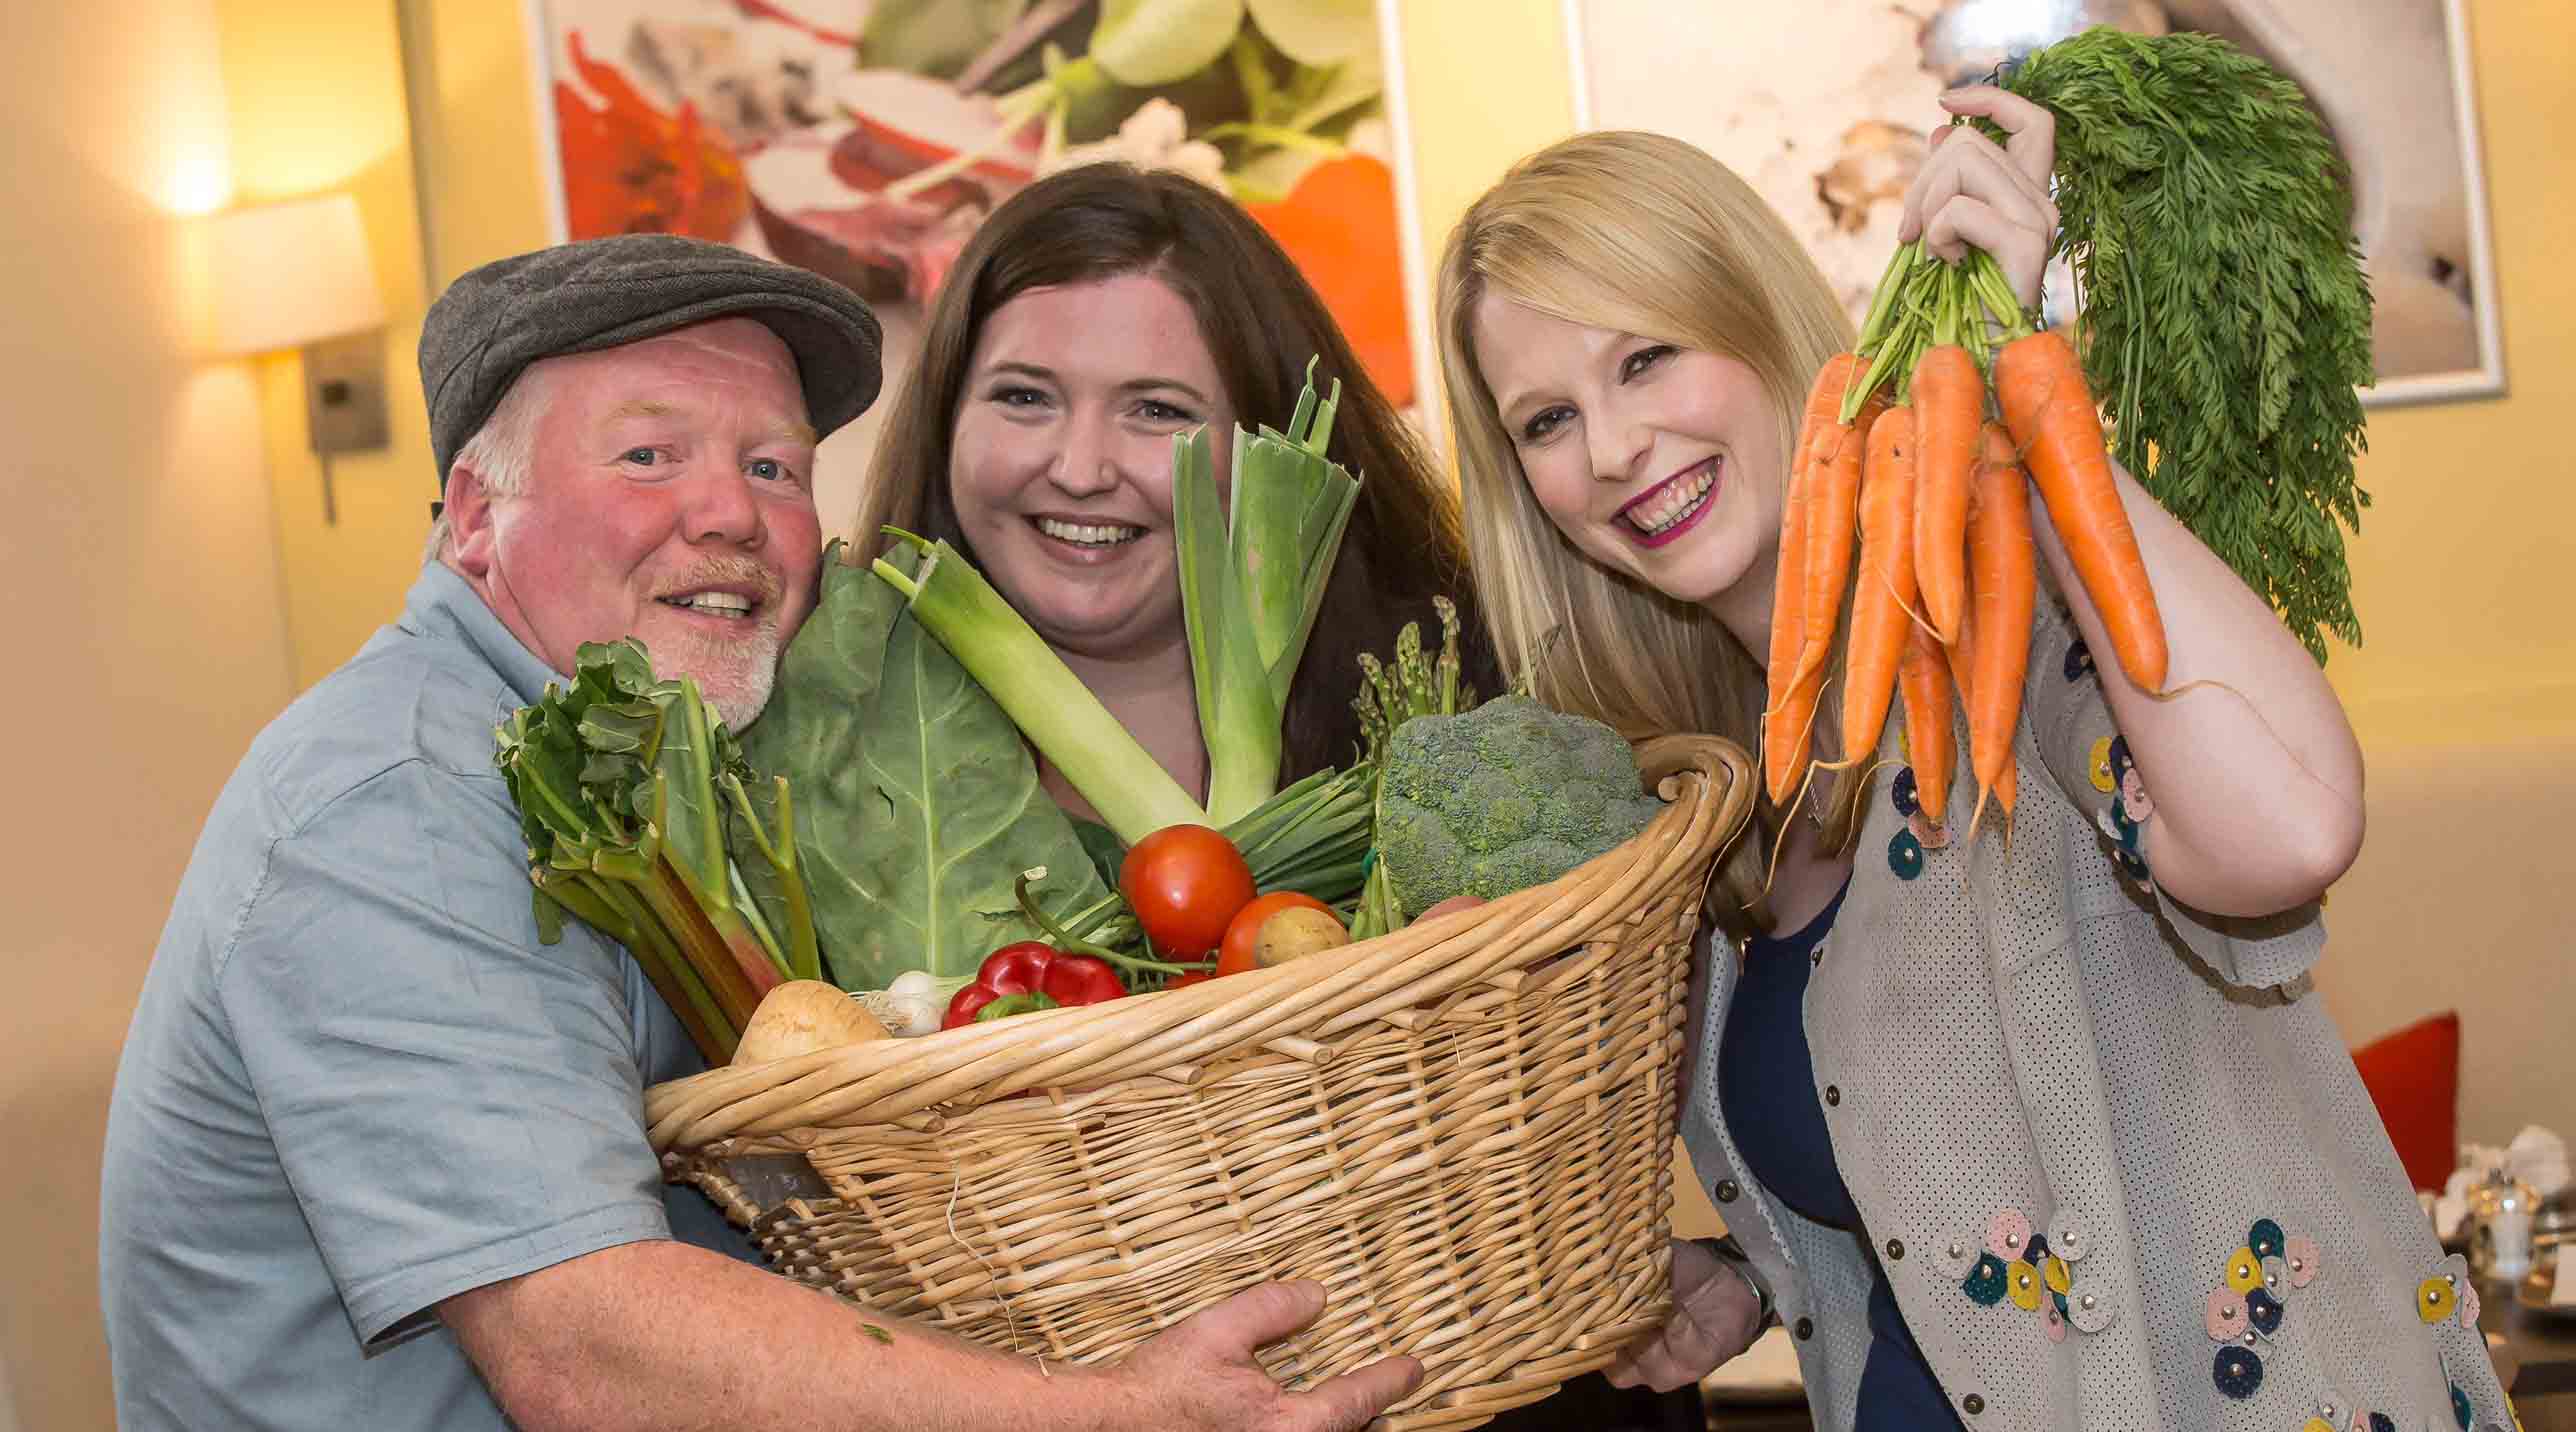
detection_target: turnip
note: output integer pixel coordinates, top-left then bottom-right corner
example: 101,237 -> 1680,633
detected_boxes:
731,980 -> 891,1066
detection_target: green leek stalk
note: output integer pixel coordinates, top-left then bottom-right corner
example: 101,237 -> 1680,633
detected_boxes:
873,532 -> 1376,897
1175,368 -> 1358,824
871,534 -> 1207,840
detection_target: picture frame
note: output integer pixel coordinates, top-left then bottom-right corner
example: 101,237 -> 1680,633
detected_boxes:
516,0 -> 1442,525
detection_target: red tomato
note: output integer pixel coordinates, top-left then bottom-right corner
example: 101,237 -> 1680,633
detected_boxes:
1215,891 -> 1336,977
1118,824 -> 1256,958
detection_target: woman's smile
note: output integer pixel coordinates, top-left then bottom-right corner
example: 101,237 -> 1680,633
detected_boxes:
1617,457 -> 1723,547
1029,512 -> 1151,562
1032,515 -> 1147,548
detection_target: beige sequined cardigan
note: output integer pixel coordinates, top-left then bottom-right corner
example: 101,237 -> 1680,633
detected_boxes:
1682,601 -> 2509,1432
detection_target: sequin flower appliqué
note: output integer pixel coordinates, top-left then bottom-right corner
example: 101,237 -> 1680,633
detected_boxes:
2202,1217 -> 2321,1401
1941,1208 -> 2112,1343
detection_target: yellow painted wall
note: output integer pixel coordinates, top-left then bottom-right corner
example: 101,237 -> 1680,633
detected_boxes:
404,0 -> 555,286
1390,0 -> 1575,271
214,0 -> 441,691
0,4 -> 297,1427
2295,0 -> 2576,1148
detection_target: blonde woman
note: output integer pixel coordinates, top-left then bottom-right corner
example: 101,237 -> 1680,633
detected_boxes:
1435,95 -> 2508,1431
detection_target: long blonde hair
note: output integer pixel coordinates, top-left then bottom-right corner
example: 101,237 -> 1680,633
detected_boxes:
1436,131 -> 1857,927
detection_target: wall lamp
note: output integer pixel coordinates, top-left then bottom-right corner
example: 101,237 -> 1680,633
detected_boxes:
209,193 -> 390,524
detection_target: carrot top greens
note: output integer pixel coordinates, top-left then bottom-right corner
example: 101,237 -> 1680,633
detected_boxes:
2005,27 -> 2372,662
1840,27 -> 2373,663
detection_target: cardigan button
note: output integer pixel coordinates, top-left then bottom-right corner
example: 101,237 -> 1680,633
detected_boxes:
1823,1085 -> 1841,1107
1962,1393 -> 1986,1415
1714,1180 -> 1739,1204
1886,1239 -> 1905,1260
1793,1317 -> 1814,1341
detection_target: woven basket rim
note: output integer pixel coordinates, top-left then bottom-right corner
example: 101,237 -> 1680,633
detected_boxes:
645,732 -> 1753,1154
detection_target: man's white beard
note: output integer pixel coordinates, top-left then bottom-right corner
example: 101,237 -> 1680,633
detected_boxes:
653,624 -> 782,732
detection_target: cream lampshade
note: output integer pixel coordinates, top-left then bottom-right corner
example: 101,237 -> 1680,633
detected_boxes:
207,193 -> 391,522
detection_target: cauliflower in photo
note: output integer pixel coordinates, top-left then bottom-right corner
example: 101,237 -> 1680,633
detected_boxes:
1041,98 -> 1226,190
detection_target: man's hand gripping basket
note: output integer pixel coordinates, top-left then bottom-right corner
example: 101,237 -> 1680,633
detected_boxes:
643,735 -> 1753,1430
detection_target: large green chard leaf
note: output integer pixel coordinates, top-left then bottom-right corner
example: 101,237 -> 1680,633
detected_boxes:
737,544 -> 1109,991
735,544 -> 901,982
841,606 -> 1112,984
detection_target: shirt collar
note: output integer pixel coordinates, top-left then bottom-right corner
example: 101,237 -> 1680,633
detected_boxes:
399,561 -> 567,708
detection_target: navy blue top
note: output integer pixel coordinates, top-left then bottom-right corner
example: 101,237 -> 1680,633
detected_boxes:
1717,883 -> 1962,1431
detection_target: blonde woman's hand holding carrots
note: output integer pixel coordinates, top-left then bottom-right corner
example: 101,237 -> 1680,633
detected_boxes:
1898,86 -> 2060,311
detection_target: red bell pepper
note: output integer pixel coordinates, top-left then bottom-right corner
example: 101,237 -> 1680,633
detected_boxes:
942,942 -> 1127,1028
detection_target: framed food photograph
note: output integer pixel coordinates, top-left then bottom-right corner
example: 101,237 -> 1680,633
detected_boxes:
519,0 -> 1436,529
1562,0 -> 2505,407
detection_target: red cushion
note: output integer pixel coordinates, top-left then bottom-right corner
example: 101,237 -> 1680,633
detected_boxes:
2350,1011 -> 2460,1192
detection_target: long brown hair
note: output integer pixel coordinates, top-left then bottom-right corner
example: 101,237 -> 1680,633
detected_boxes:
1436,132 -> 1858,927
854,162 -> 1500,782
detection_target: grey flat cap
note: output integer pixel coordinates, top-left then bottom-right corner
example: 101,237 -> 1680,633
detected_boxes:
420,233 -> 883,482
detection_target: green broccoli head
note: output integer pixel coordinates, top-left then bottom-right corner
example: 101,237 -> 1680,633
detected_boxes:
1377,694 -> 1662,918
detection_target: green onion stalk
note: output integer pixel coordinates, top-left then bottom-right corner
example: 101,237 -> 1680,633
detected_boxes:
1013,869 -> 1213,991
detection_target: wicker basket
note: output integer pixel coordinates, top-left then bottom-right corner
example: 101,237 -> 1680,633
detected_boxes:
643,734 -> 1753,1430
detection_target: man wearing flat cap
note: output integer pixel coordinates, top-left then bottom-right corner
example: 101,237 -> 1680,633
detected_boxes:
99,236 -> 1413,1432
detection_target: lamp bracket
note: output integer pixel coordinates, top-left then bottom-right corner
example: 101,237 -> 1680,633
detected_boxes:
301,332 -> 390,457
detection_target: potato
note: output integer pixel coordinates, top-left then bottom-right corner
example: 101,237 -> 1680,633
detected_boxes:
731,980 -> 891,1065
1417,895 -> 1490,923
1253,905 -> 1350,968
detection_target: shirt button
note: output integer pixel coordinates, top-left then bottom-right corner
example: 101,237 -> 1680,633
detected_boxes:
1824,1085 -> 1841,1106
1963,1394 -> 1986,1415
1714,1180 -> 1740,1204
1794,1317 -> 1814,1340
1886,1239 -> 1905,1260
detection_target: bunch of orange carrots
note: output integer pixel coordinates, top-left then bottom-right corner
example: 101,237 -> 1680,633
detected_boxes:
1763,241 -> 2169,842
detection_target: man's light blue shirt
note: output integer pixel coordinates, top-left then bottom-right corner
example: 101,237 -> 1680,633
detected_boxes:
101,562 -> 752,1430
